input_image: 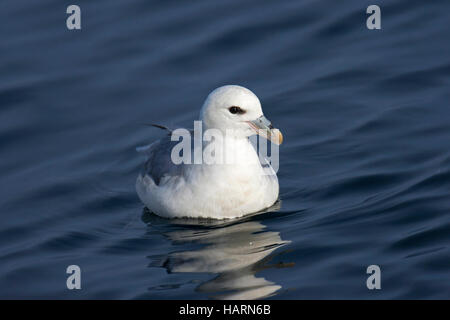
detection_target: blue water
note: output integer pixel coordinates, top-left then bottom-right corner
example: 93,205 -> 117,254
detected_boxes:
1,0 -> 449,299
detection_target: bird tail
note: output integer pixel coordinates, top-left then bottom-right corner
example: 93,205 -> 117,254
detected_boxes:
144,123 -> 173,133
136,123 -> 172,154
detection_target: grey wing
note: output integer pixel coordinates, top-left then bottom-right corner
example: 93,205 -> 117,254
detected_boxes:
138,135 -> 185,185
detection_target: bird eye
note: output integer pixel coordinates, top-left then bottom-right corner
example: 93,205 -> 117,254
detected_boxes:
229,106 -> 245,114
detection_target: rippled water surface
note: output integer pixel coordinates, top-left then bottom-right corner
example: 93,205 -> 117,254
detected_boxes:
1,0 -> 450,299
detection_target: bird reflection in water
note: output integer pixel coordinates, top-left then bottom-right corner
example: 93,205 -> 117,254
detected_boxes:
143,205 -> 293,300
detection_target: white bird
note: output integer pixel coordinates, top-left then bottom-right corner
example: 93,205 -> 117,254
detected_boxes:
136,85 -> 283,219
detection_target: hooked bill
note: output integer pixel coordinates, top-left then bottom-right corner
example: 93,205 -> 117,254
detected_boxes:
247,122 -> 283,145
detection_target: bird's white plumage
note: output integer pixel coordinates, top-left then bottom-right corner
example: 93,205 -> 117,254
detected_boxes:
136,85 -> 280,219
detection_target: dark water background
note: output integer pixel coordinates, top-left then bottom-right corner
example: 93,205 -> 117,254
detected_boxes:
1,0 -> 449,299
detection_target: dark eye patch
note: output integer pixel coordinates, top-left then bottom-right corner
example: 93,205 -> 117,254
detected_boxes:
229,106 -> 245,114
